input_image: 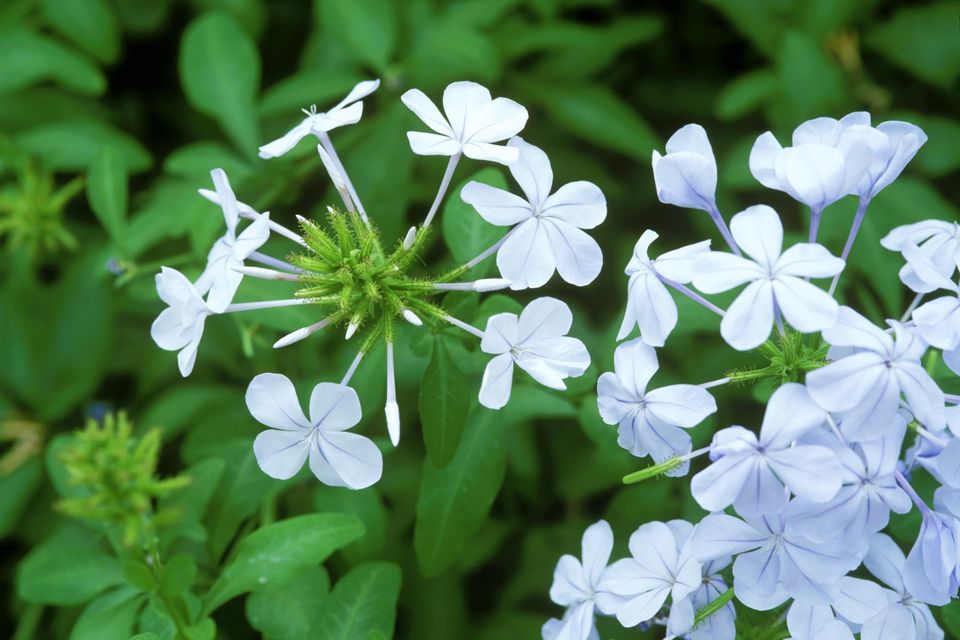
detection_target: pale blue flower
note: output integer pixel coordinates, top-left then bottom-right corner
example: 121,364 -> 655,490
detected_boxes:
690,383 -> 842,516
597,520 -> 701,629
902,510 -> 960,606
691,513 -> 865,608
683,558 -> 736,640
861,534 -> 945,639
544,520 -> 615,640
597,339 -> 716,475
787,419 -> 911,543
651,124 -> 717,213
807,307 -> 945,438
786,577 -> 888,640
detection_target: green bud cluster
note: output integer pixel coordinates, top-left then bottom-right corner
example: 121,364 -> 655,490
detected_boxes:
0,160 -> 83,255
57,412 -> 190,547
726,330 -> 828,386
288,207 -> 446,348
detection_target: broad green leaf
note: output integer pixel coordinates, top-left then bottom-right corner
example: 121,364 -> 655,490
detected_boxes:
0,458 -> 42,539
158,457 -> 225,550
311,562 -> 402,640
419,337 -> 471,467
203,512 -> 364,613
777,31 -> 846,122
70,587 -> 145,640
406,22 -> 500,86
159,554 -> 198,596
246,565 -> 330,640
317,0 -> 396,72
40,0 -> 121,64
865,1 -> 960,88
415,408 -> 506,577
525,82 -> 657,160
180,12 -> 261,153
0,27 -> 105,96
204,440 -> 287,560
164,141 -> 253,181
715,70 -> 778,121
441,167 -> 508,276
14,119 -> 151,172
313,485 -> 387,564
17,526 -> 124,605
87,148 -> 129,243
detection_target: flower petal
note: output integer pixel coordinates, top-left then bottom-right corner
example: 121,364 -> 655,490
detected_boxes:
312,430 -> 383,489
253,429 -> 309,479
542,181 -> 607,229
309,382 -> 362,430
506,137 -> 552,207
692,252 -> 764,294
479,353 -> 514,409
406,131 -> 461,156
400,88 -> 452,136
720,280 -> 774,351
498,219 -> 554,289
518,296 -> 573,343
775,243 -> 845,278
729,205 -> 783,270
542,219 -> 603,287
246,373 -> 311,430
460,180 -> 532,226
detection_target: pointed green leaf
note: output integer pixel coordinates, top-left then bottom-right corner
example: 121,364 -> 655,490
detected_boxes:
17,527 -> 124,605
87,148 -> 128,243
203,513 -> 364,613
179,12 -> 260,153
414,409 -> 506,577
40,0 -> 120,64
311,562 -> 402,640
419,337 -> 471,467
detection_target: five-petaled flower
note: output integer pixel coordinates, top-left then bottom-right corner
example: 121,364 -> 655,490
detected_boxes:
461,137 -> 606,289
479,297 -> 590,409
401,81 -> 528,164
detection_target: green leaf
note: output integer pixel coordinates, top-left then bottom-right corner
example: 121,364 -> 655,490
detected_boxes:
246,566 -> 330,640
865,1 -> 960,88
158,457 -> 225,549
40,0 -> 121,64
777,30 -> 846,121
260,70 -> 363,117
17,527 -> 125,605
441,167 -> 507,276
317,0 -> 396,72
203,513 -> 364,613
311,562 -> 402,640
420,337 -> 471,467
180,11 -> 261,153
87,148 -> 128,243
14,118 -> 151,172
159,554 -> 198,596
313,485 -> 388,564
0,26 -> 105,96
70,587 -> 145,640
415,408 -> 506,577
164,141 -> 253,181
406,23 -> 500,86
0,458 -> 43,539
715,70 -> 778,121
525,82 -> 657,159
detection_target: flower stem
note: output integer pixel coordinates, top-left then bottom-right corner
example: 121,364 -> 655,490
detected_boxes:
442,313 -> 485,339
829,197 -> 870,295
438,230 -> 514,282
423,153 -> 462,229
622,447 -> 709,484
317,132 -> 368,223
341,350 -> 365,385
224,298 -> 309,312
896,469 -> 933,517
707,205 -> 741,256
809,207 -> 823,243
249,251 -> 302,273
700,378 -> 730,389
659,275 -> 726,316
901,292 -> 925,323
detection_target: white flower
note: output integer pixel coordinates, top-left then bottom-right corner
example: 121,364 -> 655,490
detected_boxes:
749,114 -> 874,210
806,307 -> 946,439
907,246 -> 960,351
150,267 -> 213,377
194,169 -> 271,312
478,297 -> 590,409
617,230 -> 710,345
882,220 -> 960,293
597,339 -> 716,474
544,520 -> 614,640
690,383 -> 842,517
692,205 -> 844,350
460,137 -> 606,289
850,116 -> 927,200
597,520 -> 701,629
401,81 -> 528,164
651,124 -> 717,213
246,373 -> 382,489
258,79 -> 380,159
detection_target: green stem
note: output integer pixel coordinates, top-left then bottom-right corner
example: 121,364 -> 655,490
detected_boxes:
691,587 -> 734,629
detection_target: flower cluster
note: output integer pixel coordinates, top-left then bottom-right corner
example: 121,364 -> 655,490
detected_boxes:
149,81 -> 603,488
545,114 -> 960,639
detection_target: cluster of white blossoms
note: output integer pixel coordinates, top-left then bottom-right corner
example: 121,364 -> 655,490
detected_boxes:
545,114 -> 960,640
150,80 -> 603,489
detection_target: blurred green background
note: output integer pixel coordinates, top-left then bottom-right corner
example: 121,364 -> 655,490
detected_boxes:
1,0 -> 959,638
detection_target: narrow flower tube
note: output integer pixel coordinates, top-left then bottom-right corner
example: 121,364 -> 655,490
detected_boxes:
273,317 -> 335,348
385,342 -> 400,446
232,265 -> 302,281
